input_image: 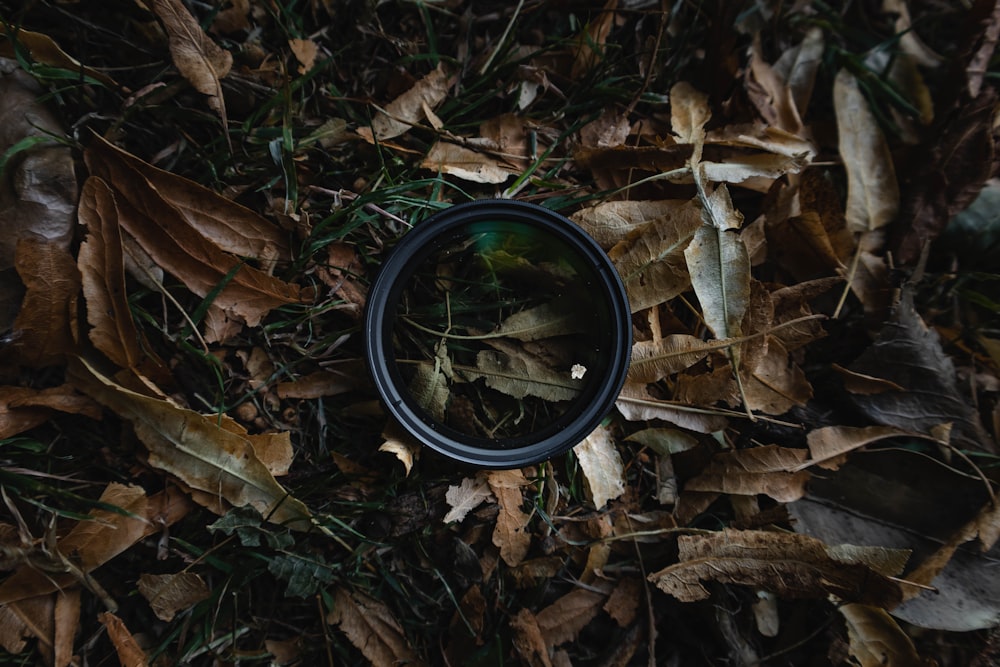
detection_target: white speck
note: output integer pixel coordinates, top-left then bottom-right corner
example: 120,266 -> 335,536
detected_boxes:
571,364 -> 587,380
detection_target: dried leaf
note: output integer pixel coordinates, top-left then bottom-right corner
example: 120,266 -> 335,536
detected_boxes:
6,239 -> 79,368
571,0 -> 617,79
327,588 -> 423,667
684,445 -> 810,502
573,425 -> 625,510
625,427 -> 699,455
97,612 -> 149,667
604,577 -> 642,627
70,359 -> 312,529
741,338 -> 813,414
841,604 -> 925,667
409,361 -> 449,423
608,200 -> 703,312
747,34 -> 803,134
0,384 -> 102,439
421,141 -> 518,183
379,438 -> 417,477
801,425 -> 913,471
773,27 -> 825,122
488,469 -> 532,567
0,606 -> 28,653
649,529 -> 903,607
615,382 -> 729,433
834,69 -> 900,233
0,30 -> 117,87
444,475 -> 494,524
469,342 -> 580,402
537,583 -> 613,648
138,572 -> 209,622
571,199 -> 691,248
276,368 -> 360,399
628,334 -> 718,384
288,38 -> 318,73
496,302 -> 585,342
685,186 -> 751,340
78,177 -> 170,382
670,81 -> 710,145
883,0 -> 945,69
362,64 -> 452,141
510,608 -> 553,667
150,0 -> 232,120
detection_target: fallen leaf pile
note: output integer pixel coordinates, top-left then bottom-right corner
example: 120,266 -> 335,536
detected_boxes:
1,1 -> 1000,665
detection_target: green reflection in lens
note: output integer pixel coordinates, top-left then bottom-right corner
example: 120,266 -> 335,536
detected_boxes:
391,220 -> 612,444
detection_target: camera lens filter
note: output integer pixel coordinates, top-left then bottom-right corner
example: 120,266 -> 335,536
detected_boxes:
364,200 -> 631,468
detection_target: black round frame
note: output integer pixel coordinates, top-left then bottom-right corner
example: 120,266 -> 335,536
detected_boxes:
364,199 -> 631,468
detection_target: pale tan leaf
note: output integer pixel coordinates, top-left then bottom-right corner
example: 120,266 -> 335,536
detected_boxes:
0,29 -> 117,87
488,469 -> 532,567
747,34 -> 804,134
773,27 -> 825,121
150,0 -> 232,118
421,141 -> 517,183
670,81 -> 711,145
444,475 -> 494,524
800,424 -> 912,471
684,445 -> 810,502
579,110 -> 630,149
834,69 -> 900,232
573,425 -> 625,510
604,577 -> 643,628
408,361 -> 449,423
276,367 -> 359,399
882,0 -> 944,68
685,186 -> 751,340
701,152 -> 809,184
648,529 -> 903,607
70,359 -> 312,530
571,199 -> 691,248
840,604 -> 925,667
628,334 -> 719,384
615,382 -> 729,433
364,64 -> 452,141
1,384 -> 102,440
608,199 -> 703,312
753,591 -> 780,638
379,438 -> 417,477
327,588 -> 423,667
741,338 -> 813,414
288,38 -> 318,73
137,572 -> 210,622
624,427 -> 699,455
0,606 -> 29,653
53,588 -> 80,667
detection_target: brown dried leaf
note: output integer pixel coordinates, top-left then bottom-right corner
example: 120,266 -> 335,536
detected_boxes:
78,177 -> 170,382
150,0 -> 232,119
649,529 -> 903,607
684,445 -> 810,502
628,334 -> 718,384
0,31 -> 117,87
488,469 -> 532,567
497,302 -> 585,342
471,342 -> 580,402
0,605 -> 28,653
840,604 -> 925,667
571,199 -> 691,248
0,384 -> 102,439
288,38 -> 317,73
7,239 -> 79,368
801,425 -> 912,471
421,142 -> 518,184
537,582 -> 613,648
97,612 -> 149,667
362,64 -> 452,141
740,338 -> 813,414
444,475 -> 493,524
615,382 -> 729,433
573,425 -> 625,510
834,69 -> 900,233
608,199 -> 703,312
747,34 -> 804,135
571,0 -> 617,79
70,359 -> 312,529
604,577 -> 642,628
327,588 -> 423,667
510,608 -> 553,667
137,572 -> 210,622
275,368 -> 360,399
773,27 -> 825,122
670,81 -> 711,146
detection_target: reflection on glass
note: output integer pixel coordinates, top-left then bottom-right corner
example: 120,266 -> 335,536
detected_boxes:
391,220 -> 610,443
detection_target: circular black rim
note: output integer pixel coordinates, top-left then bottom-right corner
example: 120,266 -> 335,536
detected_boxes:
364,199 -> 631,468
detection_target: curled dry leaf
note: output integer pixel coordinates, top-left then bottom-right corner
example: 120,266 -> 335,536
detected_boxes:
327,587 -> 423,667
421,141 -> 518,184
0,30 -> 118,88
648,529 -> 904,607
137,572 -> 211,622
0,384 -> 102,440
150,0 -> 232,121
70,358 -> 312,530
683,445 -> 810,502
841,604 -> 927,667
444,475 -> 494,524
98,613 -> 148,667
799,424 -> 914,471
834,69 -> 899,233
670,81 -> 711,146
361,63 -> 452,141
573,425 -> 626,510
488,469 -> 532,567
379,427 -> 418,477
740,337 -> 813,415
615,382 -> 729,434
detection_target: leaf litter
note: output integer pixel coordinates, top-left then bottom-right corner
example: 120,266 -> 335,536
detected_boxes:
1,1 -> 1000,665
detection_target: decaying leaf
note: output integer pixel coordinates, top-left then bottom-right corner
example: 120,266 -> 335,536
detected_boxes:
421,142 -> 518,184
488,469 -> 532,567
361,64 -> 452,141
150,0 -> 232,121
573,425 -> 625,510
327,588 -> 423,667
469,342 -> 580,402
0,384 -> 102,440
70,358 -> 312,530
684,445 -> 810,502
0,30 -> 117,88
615,382 -> 729,433
628,334 -> 718,384
740,337 -> 813,414
510,608 -> 553,667
800,424 -> 914,471
686,185 -> 751,341
670,81 -> 711,146
834,69 -> 900,233
649,529 -> 904,607
408,361 -> 449,423
98,612 -> 149,667
137,573 -> 210,622
496,302 -> 586,342
444,475 -> 494,524
536,582 -> 614,648
841,604 -> 927,667
571,199 -> 691,248
379,424 -> 419,477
